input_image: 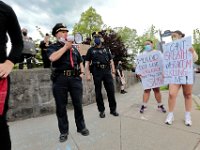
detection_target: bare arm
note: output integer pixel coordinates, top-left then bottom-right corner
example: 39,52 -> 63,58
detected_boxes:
85,61 -> 91,81
110,60 -> 116,74
189,47 -> 198,62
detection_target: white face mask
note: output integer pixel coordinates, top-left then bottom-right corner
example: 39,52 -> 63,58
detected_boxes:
58,37 -> 66,44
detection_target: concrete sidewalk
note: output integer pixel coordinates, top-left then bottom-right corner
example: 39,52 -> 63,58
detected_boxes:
9,83 -> 200,150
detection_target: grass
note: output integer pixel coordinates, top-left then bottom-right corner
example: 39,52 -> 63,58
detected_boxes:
160,85 -> 169,91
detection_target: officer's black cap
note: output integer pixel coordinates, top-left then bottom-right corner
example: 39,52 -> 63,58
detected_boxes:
92,31 -> 103,37
52,23 -> 69,36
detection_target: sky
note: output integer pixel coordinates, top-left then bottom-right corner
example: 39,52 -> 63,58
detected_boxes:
4,0 -> 200,42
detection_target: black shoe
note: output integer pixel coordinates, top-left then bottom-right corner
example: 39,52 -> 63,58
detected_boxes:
140,105 -> 147,114
77,128 -> 89,136
59,133 -> 68,142
158,105 -> 167,113
99,112 -> 105,118
110,111 -> 119,116
120,90 -> 127,94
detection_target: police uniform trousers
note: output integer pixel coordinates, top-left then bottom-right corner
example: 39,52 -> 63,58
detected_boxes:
92,67 -> 117,113
0,77 -> 11,150
52,74 -> 86,134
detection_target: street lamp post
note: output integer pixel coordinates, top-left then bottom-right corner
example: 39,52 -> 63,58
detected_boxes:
159,30 -> 172,52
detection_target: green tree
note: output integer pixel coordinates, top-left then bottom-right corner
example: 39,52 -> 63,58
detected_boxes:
137,25 -> 159,52
98,29 -> 129,69
113,26 -> 139,69
193,29 -> 200,65
73,7 -> 103,39
114,27 -> 138,57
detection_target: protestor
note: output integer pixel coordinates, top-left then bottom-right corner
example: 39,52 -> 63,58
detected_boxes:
0,1 -> 23,149
116,61 -> 127,94
136,40 -> 166,114
18,28 -> 37,69
165,30 -> 198,126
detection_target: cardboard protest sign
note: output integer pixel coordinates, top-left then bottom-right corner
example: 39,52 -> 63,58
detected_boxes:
73,44 -> 90,55
136,51 -> 164,89
163,36 -> 193,84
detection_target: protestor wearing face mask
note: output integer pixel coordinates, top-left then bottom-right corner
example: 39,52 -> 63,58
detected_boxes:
47,23 -> 89,143
18,28 -> 37,69
165,30 -> 198,126
85,31 -> 119,118
136,40 -> 167,114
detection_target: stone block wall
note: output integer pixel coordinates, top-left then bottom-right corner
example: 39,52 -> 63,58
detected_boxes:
7,69 -> 138,121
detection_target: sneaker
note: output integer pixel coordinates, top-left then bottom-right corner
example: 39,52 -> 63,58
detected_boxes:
59,133 -> 68,142
165,113 -> 174,125
120,90 -> 126,94
77,128 -> 89,136
158,105 -> 167,113
140,105 -> 147,114
185,114 -> 192,126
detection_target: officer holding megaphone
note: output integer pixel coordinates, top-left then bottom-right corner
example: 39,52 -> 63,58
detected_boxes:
47,23 -> 89,142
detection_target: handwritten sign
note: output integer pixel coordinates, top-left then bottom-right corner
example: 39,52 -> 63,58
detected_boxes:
163,36 -> 193,84
73,44 -> 90,55
136,51 -> 164,89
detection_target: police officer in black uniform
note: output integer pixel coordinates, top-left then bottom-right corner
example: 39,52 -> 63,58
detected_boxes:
85,31 -> 119,118
47,23 -> 89,142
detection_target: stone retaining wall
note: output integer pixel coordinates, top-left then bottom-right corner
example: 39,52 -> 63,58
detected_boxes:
7,69 -> 138,121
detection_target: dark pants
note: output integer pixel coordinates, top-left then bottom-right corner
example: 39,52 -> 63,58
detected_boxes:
18,53 -> 33,69
52,75 -> 86,134
0,77 -> 11,150
92,67 -> 117,113
41,52 -> 50,68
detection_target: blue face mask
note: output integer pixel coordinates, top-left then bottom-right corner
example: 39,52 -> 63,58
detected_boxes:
144,45 -> 152,51
94,37 -> 101,45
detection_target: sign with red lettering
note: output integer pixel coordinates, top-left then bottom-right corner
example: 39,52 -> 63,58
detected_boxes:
163,36 -> 193,84
136,50 -> 164,89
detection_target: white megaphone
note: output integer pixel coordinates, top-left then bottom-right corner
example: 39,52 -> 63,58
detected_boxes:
67,33 -> 83,44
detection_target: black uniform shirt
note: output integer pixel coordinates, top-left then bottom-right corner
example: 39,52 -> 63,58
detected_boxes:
85,46 -> 112,64
0,1 -> 23,63
47,42 -> 83,70
39,40 -> 52,56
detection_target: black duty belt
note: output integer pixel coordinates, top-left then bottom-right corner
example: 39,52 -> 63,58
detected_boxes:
95,64 -> 110,69
55,70 -> 80,77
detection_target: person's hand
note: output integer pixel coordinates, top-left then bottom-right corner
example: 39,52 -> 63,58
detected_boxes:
189,47 -> 195,54
79,72 -> 84,79
86,73 -> 91,81
112,72 -> 116,78
64,41 -> 72,50
0,60 -> 14,78
136,74 -> 142,80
